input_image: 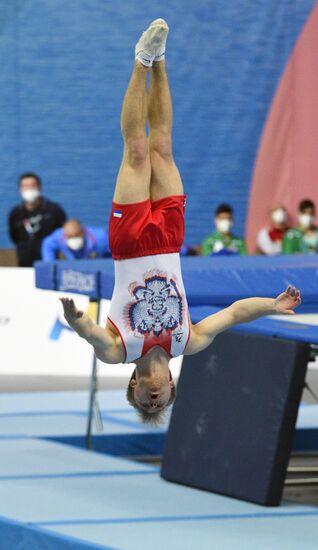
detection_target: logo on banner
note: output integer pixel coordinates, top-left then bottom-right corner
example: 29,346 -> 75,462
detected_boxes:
59,270 -> 96,293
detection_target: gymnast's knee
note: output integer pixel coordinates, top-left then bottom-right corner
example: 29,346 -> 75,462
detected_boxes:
124,134 -> 149,168
149,132 -> 173,162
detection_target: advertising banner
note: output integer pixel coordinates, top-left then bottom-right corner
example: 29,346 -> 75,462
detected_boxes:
0,268 -> 182,378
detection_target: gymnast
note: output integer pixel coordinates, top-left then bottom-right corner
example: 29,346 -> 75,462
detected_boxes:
60,19 -> 301,423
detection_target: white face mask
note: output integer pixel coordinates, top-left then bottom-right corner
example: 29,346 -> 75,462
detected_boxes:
21,189 -> 40,203
299,213 -> 314,229
303,233 -> 318,248
66,236 -> 84,251
216,219 -> 232,234
272,209 -> 286,224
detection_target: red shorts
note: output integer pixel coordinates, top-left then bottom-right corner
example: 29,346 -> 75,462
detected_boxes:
109,194 -> 186,260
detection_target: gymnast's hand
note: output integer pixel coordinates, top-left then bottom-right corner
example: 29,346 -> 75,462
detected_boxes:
274,286 -> 301,315
59,297 -> 84,326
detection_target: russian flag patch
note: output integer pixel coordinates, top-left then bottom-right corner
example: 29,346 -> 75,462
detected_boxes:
113,210 -> 122,218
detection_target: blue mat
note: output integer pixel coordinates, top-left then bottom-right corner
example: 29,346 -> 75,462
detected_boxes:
190,305 -> 318,344
0,390 -> 167,457
0,438 -> 318,550
35,255 -> 318,312
0,390 -> 317,456
35,255 -> 318,345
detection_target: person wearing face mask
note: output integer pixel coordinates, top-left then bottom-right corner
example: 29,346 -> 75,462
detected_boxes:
41,219 -> 110,260
283,199 -> 318,254
256,204 -> 289,255
201,203 -> 247,256
8,172 -> 67,266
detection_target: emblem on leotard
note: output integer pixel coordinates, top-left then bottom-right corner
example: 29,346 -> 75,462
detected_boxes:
126,270 -> 183,337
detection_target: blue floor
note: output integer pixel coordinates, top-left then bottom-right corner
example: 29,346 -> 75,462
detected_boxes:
0,390 -> 167,436
0,390 -> 316,453
0,391 -> 317,549
0,438 -> 318,550
0,390 -> 167,457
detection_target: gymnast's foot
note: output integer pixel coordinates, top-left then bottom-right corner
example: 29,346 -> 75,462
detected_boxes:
135,18 -> 169,67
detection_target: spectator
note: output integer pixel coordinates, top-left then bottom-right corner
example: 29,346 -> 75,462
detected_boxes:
41,219 -> 110,260
201,203 -> 247,256
283,199 -> 318,254
8,172 -> 66,266
256,204 -> 289,255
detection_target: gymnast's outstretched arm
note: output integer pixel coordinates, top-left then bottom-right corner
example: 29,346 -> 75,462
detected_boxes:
186,286 -> 301,356
59,298 -> 119,363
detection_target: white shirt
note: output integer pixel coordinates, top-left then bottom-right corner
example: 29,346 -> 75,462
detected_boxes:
257,227 -> 283,255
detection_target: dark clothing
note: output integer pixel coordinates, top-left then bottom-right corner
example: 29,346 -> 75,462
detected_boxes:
8,197 -> 67,266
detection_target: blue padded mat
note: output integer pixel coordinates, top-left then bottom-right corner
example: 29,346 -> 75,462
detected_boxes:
0,391 -> 317,456
35,255 -> 318,311
0,438 -> 318,550
181,255 -> 318,308
0,390 -> 167,457
190,306 -> 318,344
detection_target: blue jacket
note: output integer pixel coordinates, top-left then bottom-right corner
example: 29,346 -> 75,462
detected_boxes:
41,226 -> 110,260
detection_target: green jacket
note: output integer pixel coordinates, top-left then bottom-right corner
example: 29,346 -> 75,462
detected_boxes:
201,230 -> 247,256
282,227 -> 318,254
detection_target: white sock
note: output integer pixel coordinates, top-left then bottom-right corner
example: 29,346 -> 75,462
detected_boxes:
135,51 -> 154,67
154,52 -> 165,62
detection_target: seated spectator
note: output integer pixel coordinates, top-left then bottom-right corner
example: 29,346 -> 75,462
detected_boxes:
201,203 -> 247,256
257,204 -> 289,255
283,199 -> 318,254
41,219 -> 110,260
8,172 -> 67,266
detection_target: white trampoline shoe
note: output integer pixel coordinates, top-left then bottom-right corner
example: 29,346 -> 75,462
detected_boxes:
135,18 -> 169,67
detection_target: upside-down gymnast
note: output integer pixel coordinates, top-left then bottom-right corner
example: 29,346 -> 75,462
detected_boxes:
60,19 -> 301,423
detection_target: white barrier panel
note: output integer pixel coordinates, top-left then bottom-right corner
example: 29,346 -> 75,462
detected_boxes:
0,268 -> 182,378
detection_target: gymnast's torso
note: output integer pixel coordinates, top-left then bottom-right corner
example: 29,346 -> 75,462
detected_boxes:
107,252 -> 190,363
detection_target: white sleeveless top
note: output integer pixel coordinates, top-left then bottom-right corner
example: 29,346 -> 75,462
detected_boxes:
108,253 -> 190,364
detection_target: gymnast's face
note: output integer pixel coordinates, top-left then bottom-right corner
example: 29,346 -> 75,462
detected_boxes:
131,371 -> 173,413
129,350 -> 175,414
